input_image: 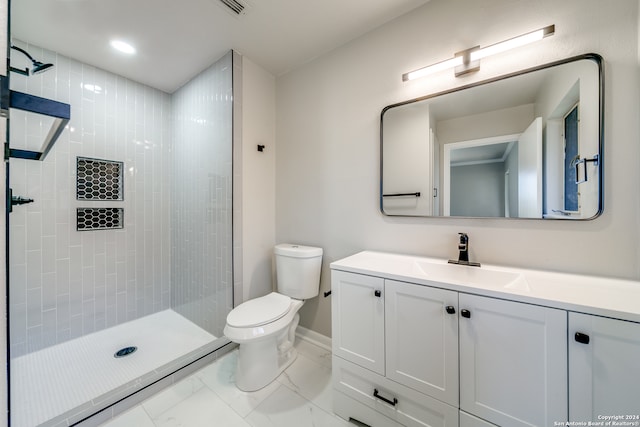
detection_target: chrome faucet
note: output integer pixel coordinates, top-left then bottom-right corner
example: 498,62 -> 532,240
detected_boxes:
448,232 -> 481,267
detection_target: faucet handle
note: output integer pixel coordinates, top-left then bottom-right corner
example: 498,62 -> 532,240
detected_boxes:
458,232 -> 468,249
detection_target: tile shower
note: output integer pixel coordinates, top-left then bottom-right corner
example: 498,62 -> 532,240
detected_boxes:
8,40 -> 235,426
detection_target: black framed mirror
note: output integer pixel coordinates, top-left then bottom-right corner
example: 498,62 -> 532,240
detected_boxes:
381,54 -> 603,219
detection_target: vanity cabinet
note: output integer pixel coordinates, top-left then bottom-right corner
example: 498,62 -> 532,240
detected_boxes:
569,313 -> 640,420
332,270 -> 567,427
331,251 -> 640,426
458,294 -> 567,426
332,270 -> 460,426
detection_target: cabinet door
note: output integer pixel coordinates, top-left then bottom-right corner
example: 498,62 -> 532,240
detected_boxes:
385,280 -> 458,405
569,313 -> 640,419
459,411 -> 498,427
331,270 -> 385,375
459,294 -> 567,426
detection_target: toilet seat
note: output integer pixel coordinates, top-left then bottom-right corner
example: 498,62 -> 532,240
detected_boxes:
226,292 -> 292,328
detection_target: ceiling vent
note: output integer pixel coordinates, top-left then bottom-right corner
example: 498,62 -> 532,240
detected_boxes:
218,0 -> 247,15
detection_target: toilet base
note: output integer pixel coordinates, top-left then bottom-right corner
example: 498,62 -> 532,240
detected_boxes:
235,314 -> 300,391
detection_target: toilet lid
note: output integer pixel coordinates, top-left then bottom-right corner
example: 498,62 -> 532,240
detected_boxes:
227,292 -> 292,328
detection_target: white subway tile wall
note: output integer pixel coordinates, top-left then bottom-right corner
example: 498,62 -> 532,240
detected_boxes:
8,41 -> 233,356
171,51 -> 234,337
8,39 -> 172,357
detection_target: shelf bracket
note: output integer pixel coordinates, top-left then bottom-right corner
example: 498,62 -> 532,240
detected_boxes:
0,76 -> 71,161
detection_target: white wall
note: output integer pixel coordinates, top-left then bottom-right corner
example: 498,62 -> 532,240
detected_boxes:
241,57 -> 276,302
382,102 -> 433,215
436,104 -> 534,145
276,0 -> 640,336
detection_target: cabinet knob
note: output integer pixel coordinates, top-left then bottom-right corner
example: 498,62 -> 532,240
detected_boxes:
446,306 -> 456,314
373,388 -> 398,407
461,309 -> 471,319
575,332 -> 590,345
374,290 -> 382,298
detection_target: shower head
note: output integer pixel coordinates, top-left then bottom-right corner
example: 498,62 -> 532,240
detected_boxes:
31,61 -> 54,75
10,45 -> 54,76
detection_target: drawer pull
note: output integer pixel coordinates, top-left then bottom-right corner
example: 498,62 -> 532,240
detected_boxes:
575,332 -> 590,345
461,309 -> 471,318
374,290 -> 382,298
373,388 -> 398,407
446,305 -> 456,314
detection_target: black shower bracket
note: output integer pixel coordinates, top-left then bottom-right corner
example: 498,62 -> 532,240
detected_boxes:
0,76 -> 71,161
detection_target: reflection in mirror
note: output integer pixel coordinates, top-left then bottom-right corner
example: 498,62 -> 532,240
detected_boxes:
381,54 -> 603,219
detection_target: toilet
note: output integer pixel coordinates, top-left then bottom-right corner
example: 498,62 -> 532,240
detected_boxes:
224,243 -> 323,391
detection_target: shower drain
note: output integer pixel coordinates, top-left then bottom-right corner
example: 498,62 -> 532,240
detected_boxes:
114,346 -> 137,358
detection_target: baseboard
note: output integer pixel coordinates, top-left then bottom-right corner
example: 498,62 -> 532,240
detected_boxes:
295,326 -> 332,352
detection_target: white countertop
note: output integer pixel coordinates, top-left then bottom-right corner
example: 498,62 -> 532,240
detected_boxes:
330,251 -> 640,323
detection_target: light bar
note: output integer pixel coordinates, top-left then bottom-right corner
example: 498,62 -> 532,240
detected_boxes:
403,56 -> 464,82
470,25 -> 555,62
403,25 -> 555,81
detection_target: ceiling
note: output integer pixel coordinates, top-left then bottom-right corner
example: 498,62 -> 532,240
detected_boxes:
450,142 -> 514,166
11,0 -> 429,93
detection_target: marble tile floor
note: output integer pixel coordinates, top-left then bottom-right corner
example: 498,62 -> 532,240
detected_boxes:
101,339 -> 355,427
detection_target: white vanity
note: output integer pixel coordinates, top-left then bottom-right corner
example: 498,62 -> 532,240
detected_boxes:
330,251 -> 640,427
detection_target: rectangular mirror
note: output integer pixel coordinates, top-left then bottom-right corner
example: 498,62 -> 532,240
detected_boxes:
381,54 -> 603,219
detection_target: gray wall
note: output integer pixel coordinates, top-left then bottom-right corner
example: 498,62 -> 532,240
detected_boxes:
276,0 -> 640,337
451,163 -> 505,217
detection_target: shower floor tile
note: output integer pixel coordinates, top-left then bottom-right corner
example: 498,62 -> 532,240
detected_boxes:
10,309 -> 216,427
101,340 -> 349,427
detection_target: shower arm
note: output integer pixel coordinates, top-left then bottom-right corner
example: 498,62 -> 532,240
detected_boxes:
10,45 -> 35,76
9,45 -> 53,76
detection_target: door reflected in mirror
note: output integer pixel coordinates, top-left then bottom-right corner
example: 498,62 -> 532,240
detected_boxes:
381,54 -> 603,220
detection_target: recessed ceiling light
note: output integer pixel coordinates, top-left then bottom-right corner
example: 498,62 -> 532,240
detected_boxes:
110,40 -> 136,55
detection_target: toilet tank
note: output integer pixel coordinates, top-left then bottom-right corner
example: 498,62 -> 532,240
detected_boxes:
275,244 -> 323,299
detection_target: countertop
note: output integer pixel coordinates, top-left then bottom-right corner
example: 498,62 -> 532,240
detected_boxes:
330,251 -> 640,323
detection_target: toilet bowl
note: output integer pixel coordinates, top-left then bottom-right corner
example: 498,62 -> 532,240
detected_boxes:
224,293 -> 304,391
224,244 -> 323,391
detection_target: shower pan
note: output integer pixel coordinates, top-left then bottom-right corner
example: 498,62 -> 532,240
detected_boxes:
5,41 -> 239,426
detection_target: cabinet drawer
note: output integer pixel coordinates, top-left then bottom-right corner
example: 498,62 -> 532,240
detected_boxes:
333,356 -> 459,427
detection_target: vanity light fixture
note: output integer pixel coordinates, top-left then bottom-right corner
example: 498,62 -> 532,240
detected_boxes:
402,24 -> 555,81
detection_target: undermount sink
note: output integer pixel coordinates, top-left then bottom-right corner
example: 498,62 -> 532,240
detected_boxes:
411,260 -> 530,291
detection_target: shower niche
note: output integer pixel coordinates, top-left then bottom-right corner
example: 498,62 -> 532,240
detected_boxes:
76,157 -> 125,231
76,157 -> 124,201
